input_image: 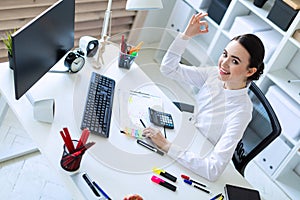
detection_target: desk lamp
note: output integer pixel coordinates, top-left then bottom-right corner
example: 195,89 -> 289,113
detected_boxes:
95,0 -> 163,68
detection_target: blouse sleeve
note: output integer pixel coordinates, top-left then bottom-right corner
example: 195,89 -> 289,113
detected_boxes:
167,110 -> 252,182
160,34 -> 209,89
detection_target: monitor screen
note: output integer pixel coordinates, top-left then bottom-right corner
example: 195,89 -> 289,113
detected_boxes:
12,0 -> 75,100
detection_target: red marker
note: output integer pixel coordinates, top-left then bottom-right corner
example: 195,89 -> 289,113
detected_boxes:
181,174 -> 207,188
151,175 -> 176,192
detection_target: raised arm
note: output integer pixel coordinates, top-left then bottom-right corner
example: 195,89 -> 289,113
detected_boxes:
182,12 -> 209,38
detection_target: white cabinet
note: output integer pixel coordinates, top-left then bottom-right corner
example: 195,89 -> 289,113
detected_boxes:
155,0 -> 300,199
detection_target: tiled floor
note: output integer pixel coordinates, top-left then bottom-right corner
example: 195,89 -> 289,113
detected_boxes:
0,108 -> 72,200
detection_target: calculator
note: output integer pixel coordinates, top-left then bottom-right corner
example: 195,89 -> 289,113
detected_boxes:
148,107 -> 174,129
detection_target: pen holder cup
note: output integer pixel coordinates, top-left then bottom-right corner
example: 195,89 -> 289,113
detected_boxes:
118,51 -> 137,69
60,140 -> 84,172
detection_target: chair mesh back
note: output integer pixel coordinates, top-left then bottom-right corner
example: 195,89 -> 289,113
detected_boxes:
232,82 -> 281,176
242,91 -> 272,155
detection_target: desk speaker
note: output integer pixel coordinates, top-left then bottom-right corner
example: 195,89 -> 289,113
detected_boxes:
79,36 -> 99,57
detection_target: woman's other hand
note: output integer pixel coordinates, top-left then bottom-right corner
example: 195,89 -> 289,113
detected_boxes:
143,127 -> 171,152
183,12 -> 209,38
123,194 -> 143,200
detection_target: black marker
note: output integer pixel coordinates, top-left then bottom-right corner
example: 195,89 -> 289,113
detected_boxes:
184,179 -> 210,194
153,167 -> 177,182
82,173 -> 100,197
93,181 -> 111,200
137,139 -> 164,156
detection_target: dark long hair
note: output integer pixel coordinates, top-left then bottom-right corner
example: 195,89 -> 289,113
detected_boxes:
232,34 -> 265,82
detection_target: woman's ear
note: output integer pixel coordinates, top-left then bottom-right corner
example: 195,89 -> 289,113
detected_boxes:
246,67 -> 257,77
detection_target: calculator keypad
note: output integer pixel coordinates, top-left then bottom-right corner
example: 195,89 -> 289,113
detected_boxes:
149,107 -> 174,129
158,113 -> 174,128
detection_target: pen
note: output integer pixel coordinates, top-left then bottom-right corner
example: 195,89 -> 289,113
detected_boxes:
163,126 -> 167,139
184,179 -> 210,194
93,181 -> 112,200
181,174 -> 207,187
129,41 -> 143,54
151,175 -> 176,192
140,119 -> 146,128
120,34 -> 127,54
210,193 -> 222,200
152,167 -> 177,182
82,173 -> 100,197
137,139 -> 164,156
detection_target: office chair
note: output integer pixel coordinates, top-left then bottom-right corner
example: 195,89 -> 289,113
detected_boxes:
232,82 -> 281,176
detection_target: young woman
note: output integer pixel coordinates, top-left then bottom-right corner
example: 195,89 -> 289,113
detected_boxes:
143,13 -> 265,181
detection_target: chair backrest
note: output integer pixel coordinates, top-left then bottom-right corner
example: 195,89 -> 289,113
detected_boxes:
232,82 -> 281,176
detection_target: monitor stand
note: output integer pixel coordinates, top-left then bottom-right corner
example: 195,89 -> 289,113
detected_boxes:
25,92 -> 55,123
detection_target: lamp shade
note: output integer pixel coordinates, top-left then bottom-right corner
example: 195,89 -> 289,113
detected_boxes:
126,0 -> 163,10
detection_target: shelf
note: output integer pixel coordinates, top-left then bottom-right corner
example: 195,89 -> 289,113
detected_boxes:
159,1 -> 300,199
240,0 -> 286,35
289,36 -> 300,49
209,33 -> 230,63
246,161 -> 291,200
282,133 -> 300,146
240,0 -> 273,18
274,151 -> 300,200
157,1 -> 300,199
275,171 -> 300,200
267,69 -> 300,104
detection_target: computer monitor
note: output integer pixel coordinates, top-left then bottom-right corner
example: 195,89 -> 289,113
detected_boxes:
12,0 -> 75,100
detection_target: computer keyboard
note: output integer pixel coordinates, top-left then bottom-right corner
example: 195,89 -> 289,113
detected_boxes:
81,72 -> 115,138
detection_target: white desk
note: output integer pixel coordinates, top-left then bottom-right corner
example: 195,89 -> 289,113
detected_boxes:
0,44 -> 252,199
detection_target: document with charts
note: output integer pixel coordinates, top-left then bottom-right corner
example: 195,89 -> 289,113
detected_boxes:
117,89 -> 163,138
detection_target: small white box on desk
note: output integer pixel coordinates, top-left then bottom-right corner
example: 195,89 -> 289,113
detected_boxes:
229,14 -> 271,38
266,85 -> 300,140
255,30 -> 282,63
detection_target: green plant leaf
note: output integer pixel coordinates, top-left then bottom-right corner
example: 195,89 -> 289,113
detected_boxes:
2,29 -> 16,56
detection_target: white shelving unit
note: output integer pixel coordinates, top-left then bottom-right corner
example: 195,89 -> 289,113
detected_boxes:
154,0 -> 300,199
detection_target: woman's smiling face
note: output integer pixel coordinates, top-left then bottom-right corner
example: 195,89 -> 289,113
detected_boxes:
218,40 -> 257,90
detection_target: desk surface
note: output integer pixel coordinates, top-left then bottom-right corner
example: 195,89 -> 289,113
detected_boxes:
0,44 -> 252,199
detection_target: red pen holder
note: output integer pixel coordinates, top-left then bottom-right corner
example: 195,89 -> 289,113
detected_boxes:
60,140 -> 84,172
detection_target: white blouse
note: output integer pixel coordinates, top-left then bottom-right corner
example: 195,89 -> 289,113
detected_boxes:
161,34 -> 253,181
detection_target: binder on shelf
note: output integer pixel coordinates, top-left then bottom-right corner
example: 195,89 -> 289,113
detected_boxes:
207,0 -> 231,25
267,0 -> 298,31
